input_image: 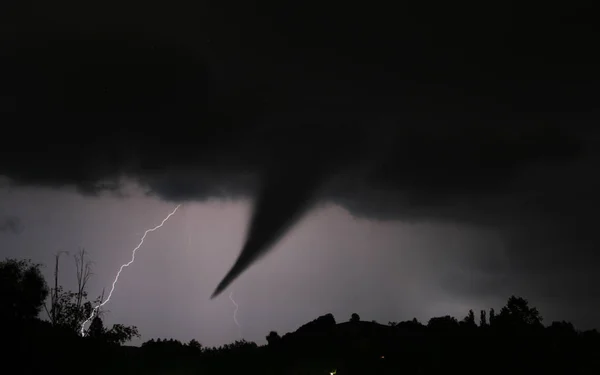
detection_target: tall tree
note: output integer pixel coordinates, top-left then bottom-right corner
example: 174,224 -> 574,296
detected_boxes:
498,296 -> 543,327
44,249 -> 102,331
0,258 -> 48,321
266,331 -> 281,346
74,249 -> 93,311
462,309 -> 476,327
489,308 -> 496,326
41,250 -> 139,344
46,251 -> 68,325
480,309 -> 487,327
187,339 -> 202,351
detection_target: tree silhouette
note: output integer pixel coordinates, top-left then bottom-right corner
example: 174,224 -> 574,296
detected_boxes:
44,250 -> 100,331
427,315 -> 459,332
548,320 -> 576,334
103,323 -> 140,345
88,315 -> 106,339
220,339 -> 258,354
36,250 -> 139,344
480,309 -> 487,326
3,255 -> 600,375
188,339 -> 203,351
44,285 -> 101,331
266,331 -> 281,346
498,295 -> 543,327
461,309 -> 476,327
489,308 -> 496,325
0,258 -> 48,321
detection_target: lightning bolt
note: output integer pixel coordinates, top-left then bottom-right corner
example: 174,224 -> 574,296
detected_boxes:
229,290 -> 242,338
79,204 -> 181,336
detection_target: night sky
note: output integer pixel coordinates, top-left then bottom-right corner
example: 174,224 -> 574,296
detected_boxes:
2,1 -> 599,346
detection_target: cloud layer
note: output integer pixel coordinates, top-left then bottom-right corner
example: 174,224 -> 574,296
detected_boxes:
4,1 -> 600,296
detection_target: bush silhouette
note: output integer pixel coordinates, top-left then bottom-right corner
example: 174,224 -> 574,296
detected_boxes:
0,258 -> 48,321
2,256 -> 599,375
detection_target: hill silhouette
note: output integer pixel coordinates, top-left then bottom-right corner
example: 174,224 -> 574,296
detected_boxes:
2,257 -> 600,374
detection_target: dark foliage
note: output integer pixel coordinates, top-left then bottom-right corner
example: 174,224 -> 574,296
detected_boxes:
2,258 -> 599,374
0,258 -> 48,321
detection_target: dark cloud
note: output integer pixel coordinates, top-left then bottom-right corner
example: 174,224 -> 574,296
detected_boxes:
3,1 -> 600,297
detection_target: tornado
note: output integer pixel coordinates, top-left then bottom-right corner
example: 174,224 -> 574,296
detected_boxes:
209,123 -> 346,298
209,121 -> 371,298
211,161 -> 323,298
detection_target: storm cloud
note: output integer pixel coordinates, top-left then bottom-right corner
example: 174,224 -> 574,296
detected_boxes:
3,1 -> 600,298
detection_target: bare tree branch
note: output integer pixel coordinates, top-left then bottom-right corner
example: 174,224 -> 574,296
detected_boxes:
44,250 -> 68,325
74,248 -> 93,310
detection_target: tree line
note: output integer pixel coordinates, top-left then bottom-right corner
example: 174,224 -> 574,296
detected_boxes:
1,254 -> 599,375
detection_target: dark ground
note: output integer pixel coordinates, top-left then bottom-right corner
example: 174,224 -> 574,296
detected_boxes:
6,307 -> 600,375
